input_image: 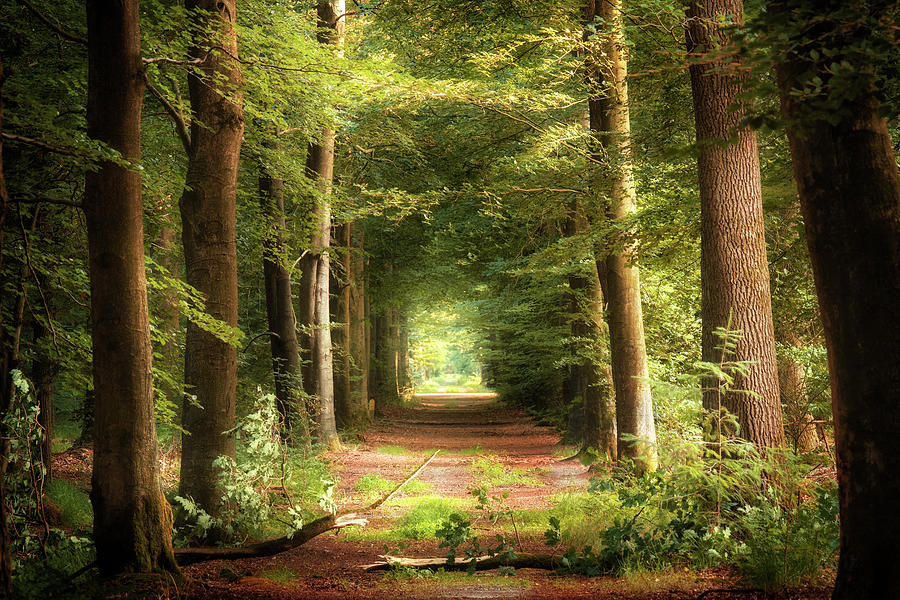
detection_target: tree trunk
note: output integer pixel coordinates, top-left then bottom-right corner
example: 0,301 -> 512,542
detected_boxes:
31,317 -> 55,484
298,0 -> 345,450
261,171 -> 303,437
332,223 -> 352,427
566,200 -> 616,460
586,0 -> 657,469
151,217 -> 181,412
0,56 -> 12,598
349,227 -> 370,424
777,349 -> 817,452
83,0 -> 179,575
178,0 -> 243,531
685,0 -> 784,448
773,5 -> 900,596
398,312 -> 411,399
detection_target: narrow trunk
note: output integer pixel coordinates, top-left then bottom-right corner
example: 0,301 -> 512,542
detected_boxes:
32,318 -> 55,484
84,0 -> 178,574
773,6 -> 900,595
398,312 -> 411,399
566,200 -> 616,460
348,227 -> 370,424
299,0 -> 345,450
686,0 -> 784,448
178,0 -> 243,529
777,349 -> 817,452
586,0 -> 657,468
333,223 -> 352,427
261,171 -> 303,435
0,57 -> 12,597
151,218 -> 181,411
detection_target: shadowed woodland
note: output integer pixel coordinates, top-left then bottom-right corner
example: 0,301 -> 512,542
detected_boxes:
1,0 -> 899,598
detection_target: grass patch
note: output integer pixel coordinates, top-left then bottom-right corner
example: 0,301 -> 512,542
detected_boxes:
456,445 -> 490,456
470,457 -> 545,487
375,445 -> 415,455
46,480 -> 93,529
394,497 -> 472,539
354,473 -> 395,495
381,568 -> 531,587
619,567 -> 701,594
258,568 -> 297,584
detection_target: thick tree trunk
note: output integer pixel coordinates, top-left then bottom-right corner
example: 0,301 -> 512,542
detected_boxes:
773,6 -> 900,596
261,172 -> 303,436
83,0 -> 179,575
586,0 -> 657,469
685,0 -> 784,448
178,0 -> 243,531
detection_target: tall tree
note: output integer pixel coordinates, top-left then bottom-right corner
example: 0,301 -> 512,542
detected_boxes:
178,0 -> 244,530
586,0 -> 657,468
0,55 -> 13,597
260,166 -> 303,434
83,0 -> 178,575
685,0 -> 784,448
300,0 -> 345,450
771,2 -> 900,596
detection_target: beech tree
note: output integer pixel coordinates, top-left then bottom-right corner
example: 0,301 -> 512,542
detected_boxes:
299,0 -> 344,450
686,0 -> 785,448
178,0 -> 244,532
770,1 -> 900,596
83,0 -> 178,574
587,0 -> 658,469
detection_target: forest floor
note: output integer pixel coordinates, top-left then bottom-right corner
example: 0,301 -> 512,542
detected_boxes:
170,394 -> 832,600
53,394 -> 833,599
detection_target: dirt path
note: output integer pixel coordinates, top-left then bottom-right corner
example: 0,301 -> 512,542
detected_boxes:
182,395 -> 828,600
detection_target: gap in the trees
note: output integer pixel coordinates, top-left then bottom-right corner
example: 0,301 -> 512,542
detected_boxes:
408,307 -> 489,394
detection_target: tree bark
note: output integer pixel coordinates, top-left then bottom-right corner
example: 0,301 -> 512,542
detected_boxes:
261,170 -> 303,436
151,214 -> 181,412
178,0 -> 243,532
566,200 -> 616,460
31,317 -> 55,484
685,0 -> 784,448
298,0 -> 345,450
332,223 -> 352,427
586,0 -> 657,469
773,5 -> 900,596
0,56 -> 12,598
349,227 -> 370,423
83,0 -> 179,575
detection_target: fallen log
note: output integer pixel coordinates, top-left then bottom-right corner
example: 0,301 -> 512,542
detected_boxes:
363,553 -> 560,572
174,450 -> 441,566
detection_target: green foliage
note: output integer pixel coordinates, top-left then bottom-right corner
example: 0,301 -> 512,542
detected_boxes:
175,392 -> 331,542
395,498 -> 469,540
45,480 -> 93,529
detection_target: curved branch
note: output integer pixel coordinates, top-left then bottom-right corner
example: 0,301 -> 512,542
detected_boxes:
17,0 -> 87,45
144,77 -> 191,154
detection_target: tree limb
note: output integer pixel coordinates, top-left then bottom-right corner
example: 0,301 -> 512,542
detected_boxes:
144,77 -> 191,154
0,132 -> 81,157
363,553 -> 560,572
174,450 -> 440,566
17,0 -> 87,45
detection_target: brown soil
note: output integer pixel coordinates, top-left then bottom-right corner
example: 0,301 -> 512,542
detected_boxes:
171,394 -> 832,600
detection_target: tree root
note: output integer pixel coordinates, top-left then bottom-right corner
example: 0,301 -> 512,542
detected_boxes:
363,553 -> 560,572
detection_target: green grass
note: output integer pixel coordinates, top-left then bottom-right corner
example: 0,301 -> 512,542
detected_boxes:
258,568 -> 297,584
456,445 -> 491,456
45,479 -> 93,529
52,420 -> 82,453
470,457 -> 546,487
395,497 -> 471,539
375,445 -> 415,455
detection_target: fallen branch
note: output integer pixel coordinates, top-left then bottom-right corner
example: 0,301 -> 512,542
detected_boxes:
363,553 -> 560,572
174,449 -> 440,566
175,513 -> 367,566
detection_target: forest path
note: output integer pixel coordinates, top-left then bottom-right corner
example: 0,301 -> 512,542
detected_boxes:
182,395 -> 738,599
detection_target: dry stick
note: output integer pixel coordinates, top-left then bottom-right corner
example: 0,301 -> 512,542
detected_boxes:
175,449 -> 440,566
